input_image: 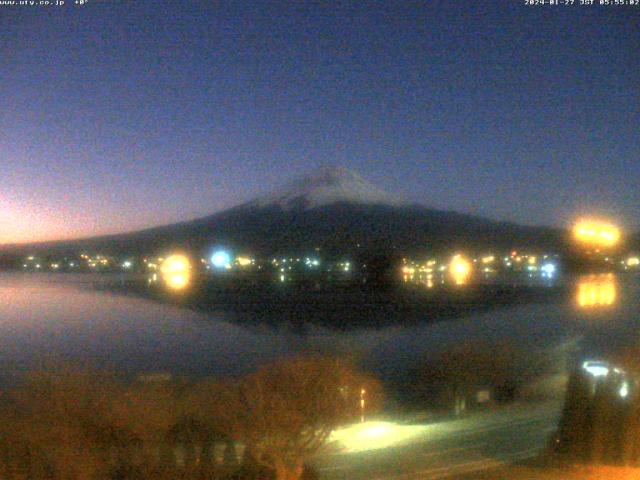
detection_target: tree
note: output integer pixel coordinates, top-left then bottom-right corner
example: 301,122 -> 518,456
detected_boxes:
0,358 -> 382,480
0,366 -> 191,480
555,343 -> 640,466
1,366 -> 127,479
413,341 -> 555,414
206,355 -> 382,480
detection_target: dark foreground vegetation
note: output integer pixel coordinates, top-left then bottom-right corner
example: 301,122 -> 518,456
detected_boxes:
0,356 -> 381,480
555,344 -> 640,466
0,341 -> 568,480
466,342 -> 640,479
2,340 -> 636,479
456,463 -> 640,480
400,340 -> 565,414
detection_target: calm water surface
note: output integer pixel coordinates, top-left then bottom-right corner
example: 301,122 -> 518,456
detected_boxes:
0,272 -> 638,385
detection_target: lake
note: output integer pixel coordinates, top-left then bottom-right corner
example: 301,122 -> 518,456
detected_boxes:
0,272 -> 638,390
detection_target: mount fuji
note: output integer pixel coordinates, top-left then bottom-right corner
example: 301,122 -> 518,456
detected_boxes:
248,166 -> 404,210
1,167 -> 565,257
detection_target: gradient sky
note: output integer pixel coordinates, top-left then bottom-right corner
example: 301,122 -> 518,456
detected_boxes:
2,1 -> 638,244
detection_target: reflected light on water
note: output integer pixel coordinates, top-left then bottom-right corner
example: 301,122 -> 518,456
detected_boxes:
577,274 -> 617,309
160,254 -> 191,291
426,273 -> 434,289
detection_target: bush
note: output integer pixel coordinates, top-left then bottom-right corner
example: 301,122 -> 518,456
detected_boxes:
0,356 -> 380,480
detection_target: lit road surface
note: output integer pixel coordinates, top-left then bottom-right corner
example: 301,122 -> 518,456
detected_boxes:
314,401 -> 562,480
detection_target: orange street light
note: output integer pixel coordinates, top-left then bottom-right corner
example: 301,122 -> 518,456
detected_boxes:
161,254 -> 191,291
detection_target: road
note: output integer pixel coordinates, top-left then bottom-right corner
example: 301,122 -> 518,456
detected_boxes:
313,401 -> 562,480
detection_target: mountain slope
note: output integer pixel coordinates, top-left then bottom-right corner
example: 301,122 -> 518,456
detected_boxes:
0,167 -> 567,257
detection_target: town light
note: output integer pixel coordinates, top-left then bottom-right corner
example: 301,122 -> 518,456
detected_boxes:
211,250 -> 232,269
304,258 -> 320,267
236,256 -> 252,267
573,219 -> 621,248
161,254 -> 191,290
541,263 -> 556,278
449,254 -> 472,285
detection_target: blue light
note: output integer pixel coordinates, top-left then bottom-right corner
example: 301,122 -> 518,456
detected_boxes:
211,250 -> 232,269
541,263 -> 556,278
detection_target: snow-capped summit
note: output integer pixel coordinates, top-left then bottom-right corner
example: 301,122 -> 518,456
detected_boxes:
252,166 -> 403,210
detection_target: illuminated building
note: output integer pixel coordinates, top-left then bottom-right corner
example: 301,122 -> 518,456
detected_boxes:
573,219 -> 621,249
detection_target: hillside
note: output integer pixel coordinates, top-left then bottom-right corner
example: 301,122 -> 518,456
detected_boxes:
0,167 -> 568,258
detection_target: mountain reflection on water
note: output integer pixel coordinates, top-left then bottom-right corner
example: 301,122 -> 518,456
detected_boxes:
0,273 -> 638,389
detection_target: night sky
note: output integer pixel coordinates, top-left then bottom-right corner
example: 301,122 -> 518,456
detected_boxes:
2,1 -> 638,244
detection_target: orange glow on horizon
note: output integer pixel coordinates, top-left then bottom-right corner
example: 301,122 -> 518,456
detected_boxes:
0,202 -> 47,245
0,201 -> 117,246
0,197 -> 205,246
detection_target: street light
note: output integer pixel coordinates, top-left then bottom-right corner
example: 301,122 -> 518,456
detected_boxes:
449,254 -> 472,285
161,254 -> 191,291
211,249 -> 232,269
